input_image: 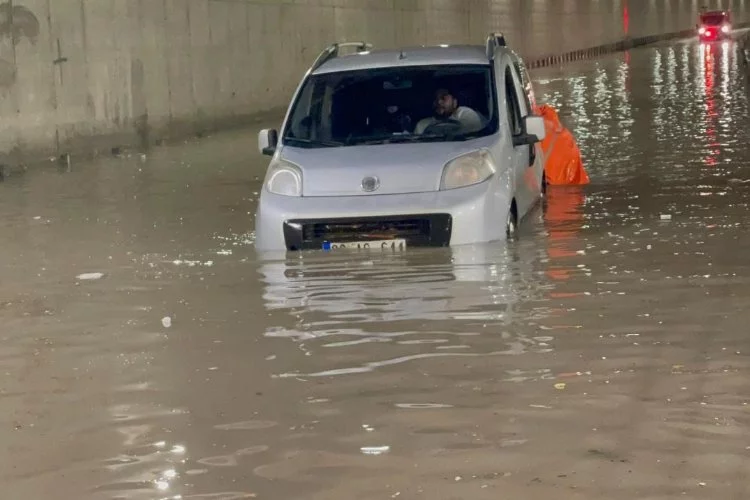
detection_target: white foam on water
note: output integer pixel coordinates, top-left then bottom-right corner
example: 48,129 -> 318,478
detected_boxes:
76,272 -> 104,281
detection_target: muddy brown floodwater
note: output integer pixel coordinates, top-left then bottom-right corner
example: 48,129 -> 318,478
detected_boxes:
2,36 -> 750,500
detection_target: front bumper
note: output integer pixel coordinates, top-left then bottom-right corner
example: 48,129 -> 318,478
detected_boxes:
283,213 -> 452,250
254,180 -> 509,252
699,31 -> 730,41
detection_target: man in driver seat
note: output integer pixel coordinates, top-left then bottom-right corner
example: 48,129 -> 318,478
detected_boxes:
414,88 -> 484,135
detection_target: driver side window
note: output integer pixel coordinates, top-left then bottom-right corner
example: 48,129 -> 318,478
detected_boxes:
504,66 -> 523,137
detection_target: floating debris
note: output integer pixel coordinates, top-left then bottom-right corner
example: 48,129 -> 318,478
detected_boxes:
76,272 -> 104,281
361,446 -> 390,455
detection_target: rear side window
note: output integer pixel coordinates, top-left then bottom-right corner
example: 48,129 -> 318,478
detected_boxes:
504,66 -> 523,136
514,61 -> 535,112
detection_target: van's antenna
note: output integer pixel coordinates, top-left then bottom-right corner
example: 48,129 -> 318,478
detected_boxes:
399,50 -> 406,60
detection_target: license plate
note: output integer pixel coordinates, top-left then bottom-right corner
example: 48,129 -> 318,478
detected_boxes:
322,239 -> 407,251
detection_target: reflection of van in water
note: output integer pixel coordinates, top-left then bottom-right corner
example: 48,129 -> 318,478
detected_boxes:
697,10 -> 732,42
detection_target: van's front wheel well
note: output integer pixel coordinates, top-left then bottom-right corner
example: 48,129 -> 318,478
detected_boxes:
506,199 -> 518,238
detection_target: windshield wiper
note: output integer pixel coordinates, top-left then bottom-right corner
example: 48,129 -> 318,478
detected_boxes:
286,132 -> 480,148
353,133 -> 466,145
284,137 -> 346,148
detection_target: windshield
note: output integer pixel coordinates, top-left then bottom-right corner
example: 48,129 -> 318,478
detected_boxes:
701,13 -> 727,25
281,64 -> 499,148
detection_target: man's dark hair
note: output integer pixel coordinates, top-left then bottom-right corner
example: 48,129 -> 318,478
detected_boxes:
435,88 -> 453,99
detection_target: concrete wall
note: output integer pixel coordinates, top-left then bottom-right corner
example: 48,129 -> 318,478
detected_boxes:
0,0 -> 748,165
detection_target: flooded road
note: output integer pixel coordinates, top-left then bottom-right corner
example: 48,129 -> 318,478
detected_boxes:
2,36 -> 750,499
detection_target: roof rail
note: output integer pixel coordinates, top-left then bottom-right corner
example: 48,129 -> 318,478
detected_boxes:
309,41 -> 374,73
485,32 -> 507,60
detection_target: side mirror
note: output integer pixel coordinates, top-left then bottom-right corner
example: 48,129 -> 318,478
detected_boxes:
525,115 -> 546,142
512,115 -> 546,146
258,129 -> 278,156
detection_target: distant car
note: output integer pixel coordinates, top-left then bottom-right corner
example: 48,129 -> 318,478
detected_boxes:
254,34 -> 546,252
697,10 -> 732,42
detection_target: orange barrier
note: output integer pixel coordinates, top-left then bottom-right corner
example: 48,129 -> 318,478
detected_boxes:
536,104 -> 590,186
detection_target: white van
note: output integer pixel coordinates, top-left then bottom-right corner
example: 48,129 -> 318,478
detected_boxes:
255,33 -> 546,252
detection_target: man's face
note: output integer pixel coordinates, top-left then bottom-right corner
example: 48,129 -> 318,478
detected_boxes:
434,91 -> 457,117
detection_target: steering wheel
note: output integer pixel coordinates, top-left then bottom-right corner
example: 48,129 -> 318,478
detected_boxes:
422,118 -> 462,135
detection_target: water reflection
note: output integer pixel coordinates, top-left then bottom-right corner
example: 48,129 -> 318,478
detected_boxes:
532,36 -> 750,182
257,227 -> 561,378
701,42 -> 719,166
544,186 -> 587,281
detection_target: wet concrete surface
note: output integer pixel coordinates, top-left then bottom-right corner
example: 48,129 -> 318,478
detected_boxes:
2,34 -> 750,499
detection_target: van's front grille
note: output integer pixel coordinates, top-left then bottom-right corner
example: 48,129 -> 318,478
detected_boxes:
283,214 -> 452,251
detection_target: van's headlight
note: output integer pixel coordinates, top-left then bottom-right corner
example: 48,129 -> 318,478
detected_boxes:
440,150 -> 496,190
265,159 -> 302,196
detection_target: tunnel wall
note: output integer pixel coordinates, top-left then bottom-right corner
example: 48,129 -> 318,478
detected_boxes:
0,0 -> 748,165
